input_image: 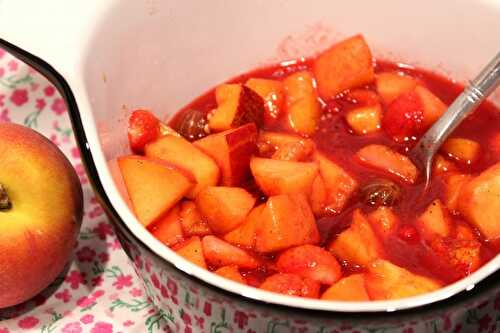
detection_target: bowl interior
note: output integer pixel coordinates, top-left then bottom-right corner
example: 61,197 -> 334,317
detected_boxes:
79,0 -> 500,312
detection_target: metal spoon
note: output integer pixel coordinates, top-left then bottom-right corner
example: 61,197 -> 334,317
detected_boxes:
409,52 -> 500,188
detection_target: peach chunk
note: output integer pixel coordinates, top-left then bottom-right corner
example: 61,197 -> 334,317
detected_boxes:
201,235 -> 259,269
283,71 -> 321,135
255,194 -> 320,253
250,157 -> 319,196
345,104 -> 382,135
315,153 -> 358,215
320,274 -> 370,301
365,260 -> 442,300
196,186 -> 255,234
458,162 -> 500,241
145,135 -> 219,198
276,245 -> 342,285
376,72 -> 419,105
245,78 -> 285,125
416,199 -> 451,240
214,265 -> 247,284
179,201 -> 211,237
328,209 -> 384,266
208,84 -> 264,131
118,156 -> 194,226
309,175 -> 328,216
414,86 -> 447,129
313,35 -> 375,99
441,138 -> 481,164
260,273 -> 320,298
433,154 -> 457,175
444,173 -> 472,212
428,237 -> 482,279
356,144 -> 418,184
223,204 -> 265,249
258,131 -> 315,162
367,206 -> 399,238
174,236 -> 207,269
194,123 -> 257,186
150,205 -> 184,246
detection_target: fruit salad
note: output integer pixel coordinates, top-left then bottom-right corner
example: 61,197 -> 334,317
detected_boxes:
117,34 -> 500,301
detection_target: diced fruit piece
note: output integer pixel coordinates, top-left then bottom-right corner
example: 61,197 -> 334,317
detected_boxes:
223,204 -> 265,248
214,265 -> 247,284
259,273 -> 320,298
455,223 -> 477,241
345,89 -> 380,106
365,260 -> 442,300
320,274 -> 370,301
428,237 -> 482,278
315,153 -> 358,215
491,132 -> 500,157
174,236 -> 207,269
271,141 -> 315,161
356,144 -> 418,184
128,109 -> 161,153
201,235 -> 259,269
208,84 -> 264,131
150,205 -> 184,246
245,78 -> 285,125
196,186 -> 255,234
179,201 -> 211,237
458,162 -> 500,241
382,90 -> 424,141
416,199 -> 451,240
368,206 -> 399,237
256,194 -> 320,253
328,209 -> 385,266
250,157 -> 319,196
433,154 -> 457,175
414,86 -> 446,129
258,131 -> 315,161
276,245 -> 342,285
310,175 -> 328,216
441,138 -> 480,164
145,135 -> 219,198
376,72 -> 419,105
283,71 -> 321,135
194,123 -> 257,186
345,104 -> 382,135
313,35 -> 375,99
444,173 -> 472,212
118,156 -> 194,226
360,178 -> 401,207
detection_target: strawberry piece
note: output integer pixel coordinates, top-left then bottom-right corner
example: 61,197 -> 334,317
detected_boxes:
382,91 -> 424,141
259,273 -> 320,298
128,109 -> 161,153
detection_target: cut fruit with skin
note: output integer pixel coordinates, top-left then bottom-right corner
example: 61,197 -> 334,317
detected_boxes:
416,199 -> 451,240
365,260 -> 442,300
255,194 -> 320,253
367,206 -> 399,238
314,153 -> 358,215
245,78 -> 285,126
276,245 -> 342,285
195,186 -> 256,234
376,72 -> 419,105
250,157 -> 319,196
458,162 -> 500,241
441,138 -> 481,165
145,135 -> 219,198
414,86 -> 447,129
149,205 -> 184,246
118,156 -> 195,226
313,34 -> 375,99
201,235 -> 259,269
356,144 -> 418,184
259,273 -> 320,298
328,209 -> 385,266
214,265 -> 247,284
283,71 -> 321,135
194,123 -> 257,186
320,274 -> 370,301
345,104 -> 382,135
179,201 -> 211,237
174,236 -> 207,269
208,84 -> 265,131
223,204 -> 265,249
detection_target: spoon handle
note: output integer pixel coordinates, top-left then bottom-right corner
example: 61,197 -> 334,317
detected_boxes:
414,52 -> 500,158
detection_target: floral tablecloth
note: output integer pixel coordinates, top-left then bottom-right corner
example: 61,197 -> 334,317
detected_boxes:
0,50 -> 168,333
